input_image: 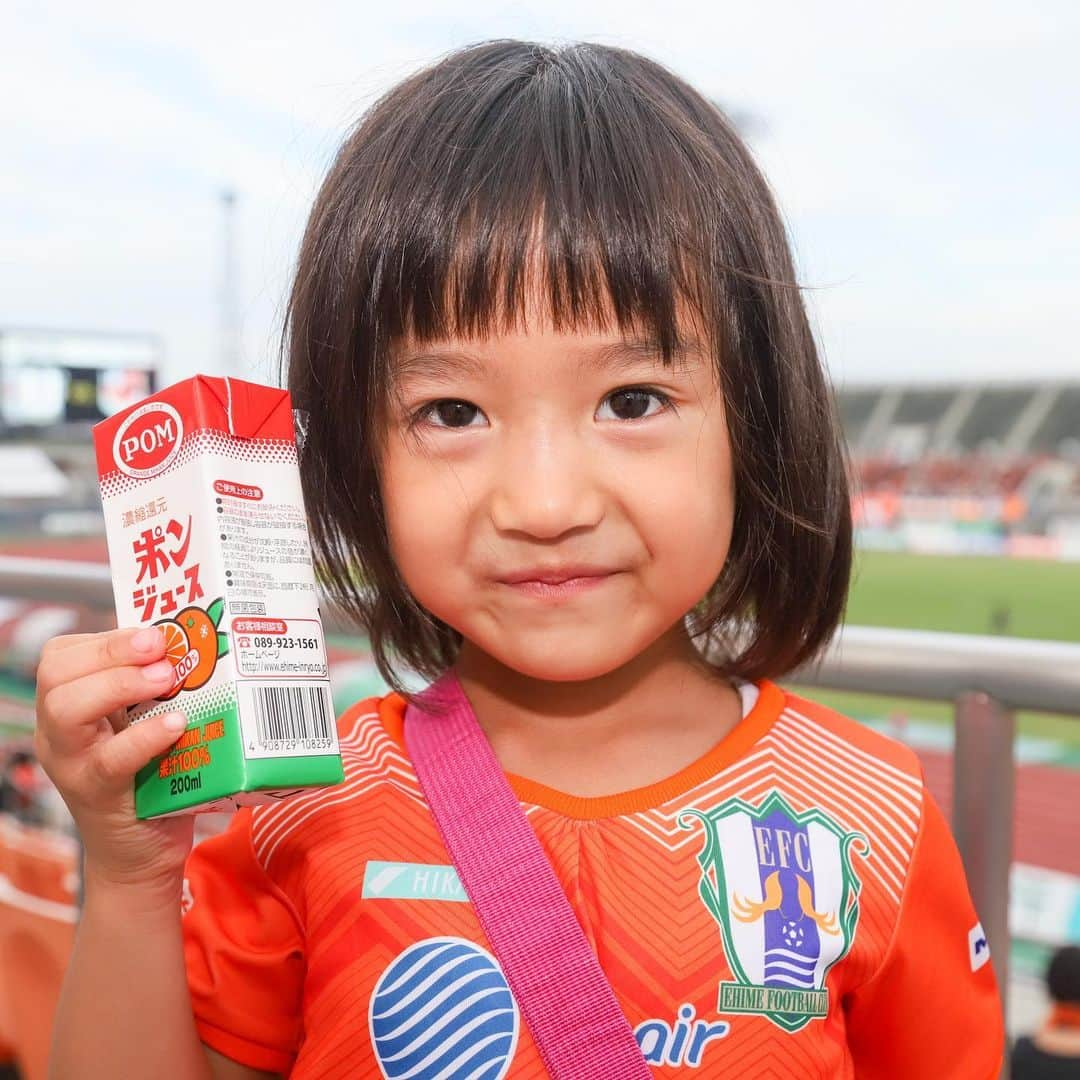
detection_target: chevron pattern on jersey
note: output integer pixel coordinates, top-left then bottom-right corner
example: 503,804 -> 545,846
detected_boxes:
192,684 -> 940,1078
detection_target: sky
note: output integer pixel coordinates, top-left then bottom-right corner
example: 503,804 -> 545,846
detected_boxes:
4,0 -> 1078,390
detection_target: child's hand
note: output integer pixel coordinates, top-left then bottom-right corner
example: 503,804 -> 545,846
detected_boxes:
34,627 -> 195,896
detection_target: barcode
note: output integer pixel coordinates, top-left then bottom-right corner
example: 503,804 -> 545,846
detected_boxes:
251,685 -> 333,743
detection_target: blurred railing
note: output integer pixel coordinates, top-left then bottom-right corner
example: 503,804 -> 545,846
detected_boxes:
3,553 -> 1079,1063
793,626 -> 1079,1054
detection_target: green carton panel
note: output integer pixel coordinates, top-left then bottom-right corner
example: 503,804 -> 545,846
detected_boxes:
245,754 -> 344,791
135,692 -> 344,819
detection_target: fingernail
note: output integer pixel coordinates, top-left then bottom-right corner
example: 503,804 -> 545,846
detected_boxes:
132,628 -> 162,653
162,712 -> 187,733
144,659 -> 175,682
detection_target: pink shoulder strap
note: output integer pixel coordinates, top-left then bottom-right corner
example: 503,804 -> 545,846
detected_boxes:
404,670 -> 652,1079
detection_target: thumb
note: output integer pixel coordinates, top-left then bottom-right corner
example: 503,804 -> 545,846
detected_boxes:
94,711 -> 188,786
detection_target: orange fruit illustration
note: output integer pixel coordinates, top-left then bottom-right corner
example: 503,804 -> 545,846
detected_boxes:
174,606 -> 218,690
153,619 -> 188,700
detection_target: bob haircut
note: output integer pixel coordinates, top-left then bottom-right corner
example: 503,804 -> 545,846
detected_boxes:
284,39 -> 852,695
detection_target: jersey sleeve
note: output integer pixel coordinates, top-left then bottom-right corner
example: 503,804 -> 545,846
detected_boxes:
843,782 -> 1005,1078
182,809 -> 304,1075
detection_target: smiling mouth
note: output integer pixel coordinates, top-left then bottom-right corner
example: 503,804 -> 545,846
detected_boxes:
498,572 -> 618,599
499,564 -> 619,585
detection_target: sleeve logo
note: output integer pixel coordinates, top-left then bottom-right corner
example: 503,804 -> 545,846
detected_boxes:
968,922 -> 990,972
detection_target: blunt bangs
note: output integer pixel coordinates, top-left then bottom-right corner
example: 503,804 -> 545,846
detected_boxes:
357,46 -> 725,363
285,39 -> 852,694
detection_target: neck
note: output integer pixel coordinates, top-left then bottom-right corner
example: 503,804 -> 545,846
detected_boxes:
452,625 -> 743,794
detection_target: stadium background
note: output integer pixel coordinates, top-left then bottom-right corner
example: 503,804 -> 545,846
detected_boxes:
2,6 -> 1078,1077
1,352 -> 1077,1053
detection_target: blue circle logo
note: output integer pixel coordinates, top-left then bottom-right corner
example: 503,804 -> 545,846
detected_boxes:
369,937 -> 519,1079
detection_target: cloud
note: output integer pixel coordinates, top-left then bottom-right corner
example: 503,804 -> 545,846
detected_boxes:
3,0 -> 1078,387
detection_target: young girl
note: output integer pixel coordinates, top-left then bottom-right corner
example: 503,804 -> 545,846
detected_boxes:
37,39 -> 1004,1079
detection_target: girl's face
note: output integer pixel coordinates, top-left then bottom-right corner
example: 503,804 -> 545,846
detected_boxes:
378,297 -> 735,683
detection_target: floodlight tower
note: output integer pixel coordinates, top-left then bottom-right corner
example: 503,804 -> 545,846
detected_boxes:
220,188 -> 241,377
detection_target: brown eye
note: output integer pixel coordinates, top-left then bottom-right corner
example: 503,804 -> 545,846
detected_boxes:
422,400 -> 483,428
599,388 -> 669,421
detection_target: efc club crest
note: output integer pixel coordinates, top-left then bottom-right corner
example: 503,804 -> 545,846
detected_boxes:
679,791 -> 869,1033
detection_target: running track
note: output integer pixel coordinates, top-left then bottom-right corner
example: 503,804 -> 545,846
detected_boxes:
917,749 -> 1078,876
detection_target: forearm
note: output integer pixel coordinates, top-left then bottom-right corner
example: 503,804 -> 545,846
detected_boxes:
50,872 -> 211,1080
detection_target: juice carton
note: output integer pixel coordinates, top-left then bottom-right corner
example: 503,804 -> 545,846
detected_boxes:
93,375 -> 344,818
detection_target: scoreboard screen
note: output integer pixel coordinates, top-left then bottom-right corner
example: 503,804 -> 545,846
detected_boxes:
0,328 -> 159,429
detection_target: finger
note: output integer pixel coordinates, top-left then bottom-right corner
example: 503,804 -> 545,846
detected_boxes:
40,660 -> 178,755
106,706 -> 130,735
41,633 -> 98,656
37,627 -> 167,696
93,711 -> 188,786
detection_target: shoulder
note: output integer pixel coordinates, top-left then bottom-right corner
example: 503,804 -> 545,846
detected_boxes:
246,692 -> 425,874
332,692 -> 416,780
773,684 -> 925,788
764,685 -> 931,901
334,693 -> 391,744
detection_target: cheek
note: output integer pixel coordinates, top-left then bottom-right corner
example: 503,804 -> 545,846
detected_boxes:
650,414 -> 735,543
652,421 -> 736,598
381,466 -> 434,565
378,452 -> 423,579
378,452 -> 471,619
655,486 -> 734,592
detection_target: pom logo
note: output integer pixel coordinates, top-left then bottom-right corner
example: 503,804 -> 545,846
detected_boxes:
112,401 -> 183,479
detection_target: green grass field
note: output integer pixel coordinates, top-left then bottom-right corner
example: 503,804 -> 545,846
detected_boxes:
807,550 -> 1080,750
847,550 -> 1079,643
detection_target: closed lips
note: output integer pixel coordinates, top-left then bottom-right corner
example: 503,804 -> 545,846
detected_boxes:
500,567 -> 617,584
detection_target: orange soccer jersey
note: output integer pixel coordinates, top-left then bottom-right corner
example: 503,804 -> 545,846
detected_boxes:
182,680 -> 1005,1078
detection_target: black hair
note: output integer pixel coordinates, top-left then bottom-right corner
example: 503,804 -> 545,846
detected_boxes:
284,39 -> 852,695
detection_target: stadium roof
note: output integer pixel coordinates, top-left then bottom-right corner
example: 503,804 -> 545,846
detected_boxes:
835,381 -> 1080,457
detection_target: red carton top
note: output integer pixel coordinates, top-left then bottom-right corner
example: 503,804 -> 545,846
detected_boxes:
93,376 -> 296,494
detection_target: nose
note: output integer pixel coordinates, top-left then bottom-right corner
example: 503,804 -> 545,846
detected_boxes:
488,417 -> 604,540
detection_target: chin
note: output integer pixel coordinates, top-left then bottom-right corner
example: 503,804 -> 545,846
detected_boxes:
478,634 -> 641,684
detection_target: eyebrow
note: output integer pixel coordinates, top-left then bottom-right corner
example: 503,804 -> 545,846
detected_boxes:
582,337 -> 707,373
392,336 -> 708,386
